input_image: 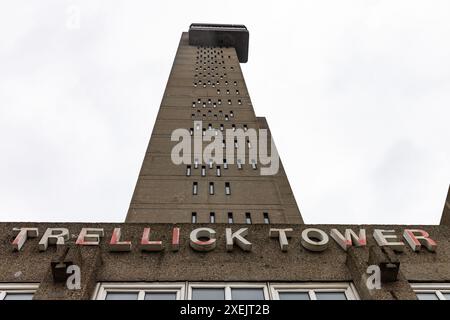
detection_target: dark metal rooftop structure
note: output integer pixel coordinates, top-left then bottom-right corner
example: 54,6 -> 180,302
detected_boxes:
188,23 -> 249,63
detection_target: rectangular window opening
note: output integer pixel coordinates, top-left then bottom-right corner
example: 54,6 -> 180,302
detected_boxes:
245,212 -> 252,224
225,182 -> 231,195
193,182 -> 198,195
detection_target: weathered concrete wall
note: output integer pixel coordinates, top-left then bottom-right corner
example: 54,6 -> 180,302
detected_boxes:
1,222 -> 449,299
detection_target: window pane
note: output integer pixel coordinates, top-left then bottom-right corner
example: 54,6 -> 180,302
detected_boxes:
144,292 -> 177,300
315,292 -> 347,300
441,293 -> 450,300
416,292 -> 439,300
231,288 -> 265,300
4,293 -> 34,300
278,292 -> 310,300
105,292 -> 139,300
192,288 -> 225,300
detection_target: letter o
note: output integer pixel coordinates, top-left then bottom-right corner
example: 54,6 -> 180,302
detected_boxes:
301,228 -> 329,252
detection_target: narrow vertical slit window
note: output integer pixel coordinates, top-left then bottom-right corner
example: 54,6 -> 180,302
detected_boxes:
193,182 -> 198,195
223,159 -> 228,169
210,212 -> 215,223
194,158 -> 199,169
228,212 -> 233,224
186,165 -> 191,177
263,212 -> 270,224
216,166 -> 221,177
245,212 -> 252,224
192,212 -> 197,223
225,182 -> 231,195
209,182 -> 215,195
201,166 -> 206,177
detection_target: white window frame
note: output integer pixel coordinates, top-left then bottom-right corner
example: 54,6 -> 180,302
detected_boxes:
188,282 -> 270,300
270,282 -> 360,300
411,283 -> 450,300
93,282 -> 185,300
0,283 -> 39,300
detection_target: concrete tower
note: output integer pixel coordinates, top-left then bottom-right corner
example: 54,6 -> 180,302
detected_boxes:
126,24 -> 303,224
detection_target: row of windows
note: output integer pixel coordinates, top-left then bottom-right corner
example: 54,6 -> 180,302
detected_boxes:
95,282 -> 359,300
191,110 -> 235,120
186,163 -> 257,177
194,79 -> 237,86
192,98 -> 242,107
192,122 -> 249,131
191,212 -> 270,224
195,62 -> 230,67
189,125 -> 251,137
194,73 -> 228,79
192,182 -> 231,195
188,159 -> 256,171
194,64 -> 234,70
217,89 -> 239,95
2,283 -> 449,300
196,54 -> 231,60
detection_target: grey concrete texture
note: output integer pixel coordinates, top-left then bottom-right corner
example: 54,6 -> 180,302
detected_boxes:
1,222 -> 449,299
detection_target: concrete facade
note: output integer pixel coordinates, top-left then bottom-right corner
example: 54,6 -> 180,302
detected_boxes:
125,30 -> 303,225
1,25 -> 449,300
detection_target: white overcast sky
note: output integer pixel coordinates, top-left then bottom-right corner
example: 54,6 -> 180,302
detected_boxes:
0,0 -> 449,224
